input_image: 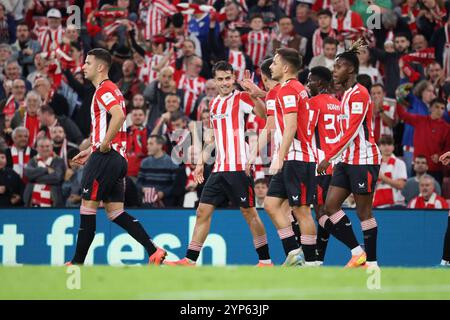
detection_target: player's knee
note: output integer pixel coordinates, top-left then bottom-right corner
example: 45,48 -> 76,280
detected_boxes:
107,208 -> 124,221
264,201 -> 277,215
196,205 -> 212,221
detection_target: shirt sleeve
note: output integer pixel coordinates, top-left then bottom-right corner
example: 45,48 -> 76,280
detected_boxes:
278,86 -> 299,114
393,158 -> 408,181
239,92 -> 254,114
326,91 -> 370,162
97,86 -> 121,112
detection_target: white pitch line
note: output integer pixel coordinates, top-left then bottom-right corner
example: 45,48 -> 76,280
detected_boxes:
137,285 -> 450,300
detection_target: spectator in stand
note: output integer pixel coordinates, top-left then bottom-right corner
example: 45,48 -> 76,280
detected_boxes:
11,22 -> 42,78
396,80 -> 437,175
373,136 -> 408,208
144,66 -> 183,132
408,174 -> 449,209
5,126 -> 37,181
272,16 -> 308,58
150,93 -> 182,136
37,105 -> 83,145
36,9 -> 65,53
426,61 -> 447,99
50,125 -> 79,170
62,149 -> 84,208
254,178 -> 268,209
331,0 -> 364,34
175,55 -> 206,120
127,107 -> 148,180
23,136 -> 65,207
402,155 -> 443,203
1,79 -> 27,131
137,135 -> 179,207
0,43 -> 12,82
309,37 -> 337,71
248,0 -> 285,28
430,13 -> 450,76
0,148 -> 24,206
117,59 -> 145,109
412,33 -> 429,51
371,32 -> 423,98
397,97 -> 450,185
33,77 -> 69,117
358,46 -> 383,85
293,2 -> 317,65
26,53 -> 48,85
416,0 -> 447,41
211,28 -> 254,81
0,3 -> 16,44
11,90 -> 41,147
193,79 -> 218,121
371,84 -> 396,144
311,9 -> 337,58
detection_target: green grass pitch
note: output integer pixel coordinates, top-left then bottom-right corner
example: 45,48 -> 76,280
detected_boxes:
1,266 -> 449,299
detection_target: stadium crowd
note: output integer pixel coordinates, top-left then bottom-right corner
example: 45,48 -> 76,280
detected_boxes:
0,0 -> 449,209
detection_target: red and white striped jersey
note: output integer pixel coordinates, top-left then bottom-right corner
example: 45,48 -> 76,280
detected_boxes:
144,0 -> 178,40
266,84 -> 282,153
209,90 -> 254,172
245,30 -> 269,68
326,83 -> 381,165
38,26 -> 64,52
408,192 -> 449,209
176,73 -> 206,116
228,50 -> 246,81
138,53 -> 164,85
90,80 -> 127,159
373,156 -> 408,208
309,93 -> 342,175
274,79 -> 315,162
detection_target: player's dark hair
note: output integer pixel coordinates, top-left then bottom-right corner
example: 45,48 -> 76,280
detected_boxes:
276,47 -> 302,73
149,134 -> 166,146
378,135 -> 394,145
415,155 -> 427,161
310,66 -> 332,84
336,38 -> 366,74
212,61 -> 234,77
40,105 -> 55,116
357,74 -> 372,91
371,83 -> 385,91
260,58 -> 273,79
87,48 -> 112,70
16,22 -> 29,29
317,8 -> 333,17
430,97 -> 446,108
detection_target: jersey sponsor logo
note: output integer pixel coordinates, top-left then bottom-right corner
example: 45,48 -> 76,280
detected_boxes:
266,100 -> 275,110
300,90 -> 308,99
351,102 -> 363,114
101,92 -> 116,105
283,95 -> 296,108
210,113 -> 228,120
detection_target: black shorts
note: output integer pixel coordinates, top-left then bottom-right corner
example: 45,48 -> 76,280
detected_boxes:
314,175 -> 332,206
267,160 -> 316,206
81,150 -> 128,202
330,162 -> 380,194
200,171 -> 255,208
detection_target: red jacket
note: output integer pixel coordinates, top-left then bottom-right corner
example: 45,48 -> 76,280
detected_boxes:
397,106 -> 450,172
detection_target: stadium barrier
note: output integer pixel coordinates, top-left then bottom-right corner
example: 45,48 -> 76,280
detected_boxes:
0,208 -> 447,267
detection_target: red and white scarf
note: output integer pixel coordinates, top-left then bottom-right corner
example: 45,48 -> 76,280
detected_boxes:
3,95 -> 16,117
373,156 -> 397,207
312,28 -> 337,57
145,0 -> 178,40
229,50 -> 246,81
409,192 -> 447,209
24,112 -> 40,148
331,10 -> 353,32
31,155 -> 54,207
11,146 -> 31,180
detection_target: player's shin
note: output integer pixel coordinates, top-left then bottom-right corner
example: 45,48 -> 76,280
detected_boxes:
110,210 -> 157,256
71,206 -> 97,264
